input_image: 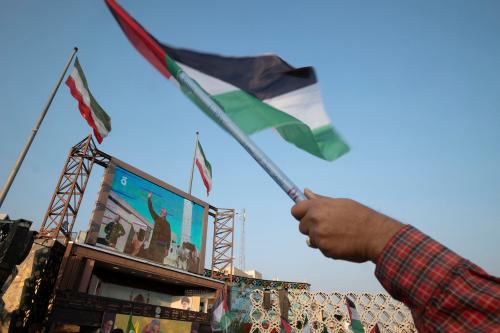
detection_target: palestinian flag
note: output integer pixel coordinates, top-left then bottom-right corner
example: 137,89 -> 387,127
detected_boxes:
65,57 -> 111,143
106,0 -> 349,161
195,140 -> 212,195
347,297 -> 365,333
211,287 -> 229,332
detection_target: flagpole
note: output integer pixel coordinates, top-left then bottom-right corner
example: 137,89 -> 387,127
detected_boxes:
0,47 -> 78,208
176,70 -> 306,203
188,131 -> 199,195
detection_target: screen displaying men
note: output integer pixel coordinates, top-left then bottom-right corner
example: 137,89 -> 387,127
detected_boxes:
88,161 -> 207,273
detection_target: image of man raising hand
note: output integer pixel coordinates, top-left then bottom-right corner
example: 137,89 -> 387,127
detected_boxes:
145,192 -> 172,263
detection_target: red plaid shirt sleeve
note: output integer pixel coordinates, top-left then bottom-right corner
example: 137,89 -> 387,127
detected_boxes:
375,225 -> 500,333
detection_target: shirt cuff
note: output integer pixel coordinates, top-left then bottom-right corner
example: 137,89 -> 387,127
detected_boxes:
374,225 -> 462,309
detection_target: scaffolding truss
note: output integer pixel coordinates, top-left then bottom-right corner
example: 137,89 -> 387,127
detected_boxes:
38,135 -> 110,240
38,136 -> 235,281
210,207 -> 234,282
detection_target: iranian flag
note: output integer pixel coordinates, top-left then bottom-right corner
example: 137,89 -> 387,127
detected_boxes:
195,140 -> 212,195
106,0 -> 349,161
65,57 -> 111,143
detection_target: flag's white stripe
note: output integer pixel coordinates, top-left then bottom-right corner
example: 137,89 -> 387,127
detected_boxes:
213,301 -> 225,321
70,67 -> 92,109
263,84 -> 331,130
178,63 -> 238,95
70,68 -> 109,137
196,158 -> 212,187
179,62 -> 331,131
92,114 -> 110,137
195,145 -> 212,187
350,306 -> 361,321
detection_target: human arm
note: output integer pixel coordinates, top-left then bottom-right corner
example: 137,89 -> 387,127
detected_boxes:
376,225 -> 500,332
291,189 -> 500,332
147,192 -> 159,221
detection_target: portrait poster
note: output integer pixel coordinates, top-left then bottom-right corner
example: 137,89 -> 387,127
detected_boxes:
89,276 -> 201,311
101,313 -> 194,333
87,158 -> 208,274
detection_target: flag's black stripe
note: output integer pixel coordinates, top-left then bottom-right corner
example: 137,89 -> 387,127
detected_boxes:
162,44 -> 317,100
346,297 -> 356,308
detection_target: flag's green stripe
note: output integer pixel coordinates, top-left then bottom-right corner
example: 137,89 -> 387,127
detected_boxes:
166,54 -> 182,79
75,57 -> 111,132
197,142 -> 212,176
205,160 -> 212,178
197,141 -> 207,162
214,91 -> 294,134
168,54 -> 349,161
89,94 -> 112,131
351,320 -> 365,333
310,124 -> 350,162
214,90 -> 349,161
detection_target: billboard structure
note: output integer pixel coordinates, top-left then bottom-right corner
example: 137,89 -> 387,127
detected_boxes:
86,158 -> 208,274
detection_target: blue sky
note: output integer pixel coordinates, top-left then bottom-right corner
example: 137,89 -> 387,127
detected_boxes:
0,0 -> 499,292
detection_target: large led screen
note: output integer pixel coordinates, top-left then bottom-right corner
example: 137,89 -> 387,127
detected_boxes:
87,158 -> 208,274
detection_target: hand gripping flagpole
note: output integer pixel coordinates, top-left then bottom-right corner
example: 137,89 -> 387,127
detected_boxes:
177,71 -> 306,203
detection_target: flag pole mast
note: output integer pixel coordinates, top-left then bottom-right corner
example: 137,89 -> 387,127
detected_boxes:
0,47 -> 78,208
176,70 -> 306,203
188,131 -> 199,195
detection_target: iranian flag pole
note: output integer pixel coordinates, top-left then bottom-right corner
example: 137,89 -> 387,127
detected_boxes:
176,68 -> 306,203
0,47 -> 78,208
188,131 -> 200,195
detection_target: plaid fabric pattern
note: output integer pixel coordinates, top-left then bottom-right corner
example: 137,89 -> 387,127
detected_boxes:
375,225 -> 500,333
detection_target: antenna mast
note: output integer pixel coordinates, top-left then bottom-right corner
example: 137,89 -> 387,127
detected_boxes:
238,209 -> 246,271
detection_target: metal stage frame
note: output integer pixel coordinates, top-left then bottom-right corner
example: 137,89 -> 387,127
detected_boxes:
209,207 -> 235,283
38,135 -> 234,281
38,135 -> 110,240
